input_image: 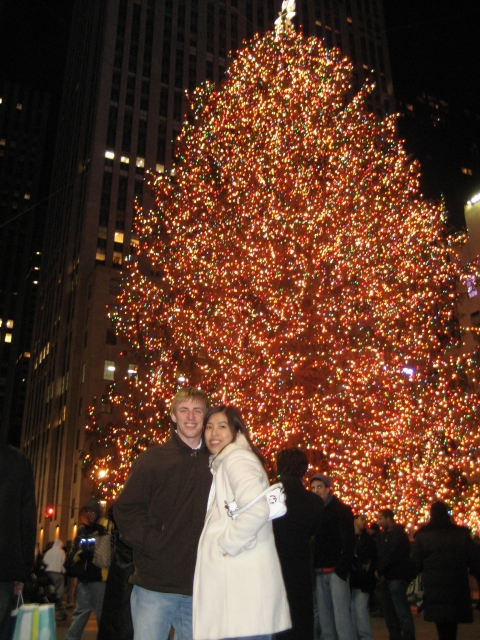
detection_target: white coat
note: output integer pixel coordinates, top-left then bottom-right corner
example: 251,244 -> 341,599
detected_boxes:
193,434 -> 291,640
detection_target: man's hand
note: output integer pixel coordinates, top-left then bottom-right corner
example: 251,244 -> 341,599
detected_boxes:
13,582 -> 24,595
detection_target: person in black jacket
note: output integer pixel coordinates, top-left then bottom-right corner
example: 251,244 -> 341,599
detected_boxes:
411,501 -> 480,640
313,474 -> 356,640
0,445 -> 36,640
376,509 -> 415,640
64,498 -> 108,640
350,514 -> 377,640
273,449 -> 324,640
114,388 -> 212,640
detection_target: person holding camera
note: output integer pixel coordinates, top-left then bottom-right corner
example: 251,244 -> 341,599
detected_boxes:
64,498 -> 108,640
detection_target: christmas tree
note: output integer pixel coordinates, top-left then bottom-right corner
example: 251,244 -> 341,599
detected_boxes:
91,10 -> 480,530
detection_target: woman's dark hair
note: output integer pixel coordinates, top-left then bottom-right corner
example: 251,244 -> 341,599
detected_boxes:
204,405 -> 265,466
276,448 -> 308,478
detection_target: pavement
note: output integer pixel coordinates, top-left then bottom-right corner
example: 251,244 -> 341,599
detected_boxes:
55,608 -> 480,639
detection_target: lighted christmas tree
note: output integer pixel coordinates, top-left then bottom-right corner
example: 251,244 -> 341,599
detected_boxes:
91,9 -> 480,530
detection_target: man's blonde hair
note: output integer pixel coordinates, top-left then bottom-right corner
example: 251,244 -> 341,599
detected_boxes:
171,387 -> 209,416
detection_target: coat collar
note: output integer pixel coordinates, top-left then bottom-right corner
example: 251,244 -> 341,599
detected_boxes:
210,433 -> 251,471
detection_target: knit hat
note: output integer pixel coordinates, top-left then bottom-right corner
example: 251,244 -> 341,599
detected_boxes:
81,498 -> 102,518
310,473 -> 331,488
430,500 -> 450,523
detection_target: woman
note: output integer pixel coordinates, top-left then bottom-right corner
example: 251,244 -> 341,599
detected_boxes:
193,405 -> 291,640
410,501 -> 480,640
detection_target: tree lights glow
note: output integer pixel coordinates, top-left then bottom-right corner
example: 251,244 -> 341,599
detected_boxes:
87,25 -> 480,531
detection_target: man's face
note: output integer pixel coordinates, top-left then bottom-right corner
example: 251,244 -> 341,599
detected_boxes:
310,479 -> 330,501
378,514 -> 389,530
355,515 -> 366,531
171,398 -> 206,447
80,508 -> 98,526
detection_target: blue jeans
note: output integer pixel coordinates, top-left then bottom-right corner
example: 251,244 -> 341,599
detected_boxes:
131,585 -> 192,640
351,589 -> 373,640
379,579 -> 415,640
65,581 -> 106,640
315,572 -> 356,640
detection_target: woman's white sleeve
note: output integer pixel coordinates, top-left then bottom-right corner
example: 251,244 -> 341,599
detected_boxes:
218,450 -> 270,556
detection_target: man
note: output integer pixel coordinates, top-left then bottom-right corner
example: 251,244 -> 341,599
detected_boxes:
43,538 -> 67,619
376,509 -> 415,640
273,449 -> 324,640
0,445 -> 36,640
114,388 -> 212,640
350,514 -> 377,640
312,474 -> 356,640
64,498 -> 109,640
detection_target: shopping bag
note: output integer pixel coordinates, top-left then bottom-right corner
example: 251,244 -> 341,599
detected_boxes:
12,603 -> 39,640
8,593 -> 23,640
37,604 -> 56,640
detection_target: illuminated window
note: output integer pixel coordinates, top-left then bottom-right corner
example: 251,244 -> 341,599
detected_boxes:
136,157 -> 145,168
462,167 -> 473,176
406,104 -> 414,112
0,139 -> 5,146
5,333 -> 12,343
105,150 -> 115,160
0,320 -> 2,327
156,163 -> 165,173
16,103 -> 22,110
96,247 -> 106,262
114,230 -> 124,244
6,320 -> 13,328
24,193 -> 31,200
128,364 -> 138,378
120,156 -> 130,164
104,360 -> 115,380
113,252 -> 123,266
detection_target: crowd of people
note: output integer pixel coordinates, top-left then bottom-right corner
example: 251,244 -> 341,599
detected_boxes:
1,387 -> 480,640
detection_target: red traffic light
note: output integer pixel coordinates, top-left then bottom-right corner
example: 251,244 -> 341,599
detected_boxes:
45,506 -> 55,520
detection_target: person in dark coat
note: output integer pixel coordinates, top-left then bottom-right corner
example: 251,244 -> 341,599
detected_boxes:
410,501 -> 480,640
350,514 -> 377,640
376,508 -> 415,640
313,474 -> 356,640
0,445 -> 36,640
64,498 -> 108,640
97,507 -> 134,640
273,449 -> 324,640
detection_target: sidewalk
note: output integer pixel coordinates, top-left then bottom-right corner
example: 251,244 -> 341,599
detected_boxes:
56,608 -> 480,639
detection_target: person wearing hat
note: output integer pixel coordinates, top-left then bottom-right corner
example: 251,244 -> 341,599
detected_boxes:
411,501 -> 480,640
310,474 -> 356,640
64,498 -> 108,640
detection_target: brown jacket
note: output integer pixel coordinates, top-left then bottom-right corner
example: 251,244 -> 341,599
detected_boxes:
114,430 -> 211,594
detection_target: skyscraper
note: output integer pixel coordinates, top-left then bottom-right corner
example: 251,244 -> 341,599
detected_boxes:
22,0 -> 393,543
0,81 -> 49,447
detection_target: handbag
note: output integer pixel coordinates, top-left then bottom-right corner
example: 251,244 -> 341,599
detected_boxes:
10,602 -> 56,640
224,482 -> 287,520
8,593 -> 23,640
92,532 -> 113,569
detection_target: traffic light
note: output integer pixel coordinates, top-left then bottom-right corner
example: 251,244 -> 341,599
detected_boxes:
45,506 -> 55,520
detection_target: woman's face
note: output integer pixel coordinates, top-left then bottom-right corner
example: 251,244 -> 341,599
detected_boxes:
204,412 -> 235,455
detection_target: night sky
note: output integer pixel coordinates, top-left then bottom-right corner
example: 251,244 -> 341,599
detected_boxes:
1,1 -> 479,108
383,0 -> 480,110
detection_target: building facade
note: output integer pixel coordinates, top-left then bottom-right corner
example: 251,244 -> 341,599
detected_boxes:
0,82 -> 49,447
21,0 -> 394,545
